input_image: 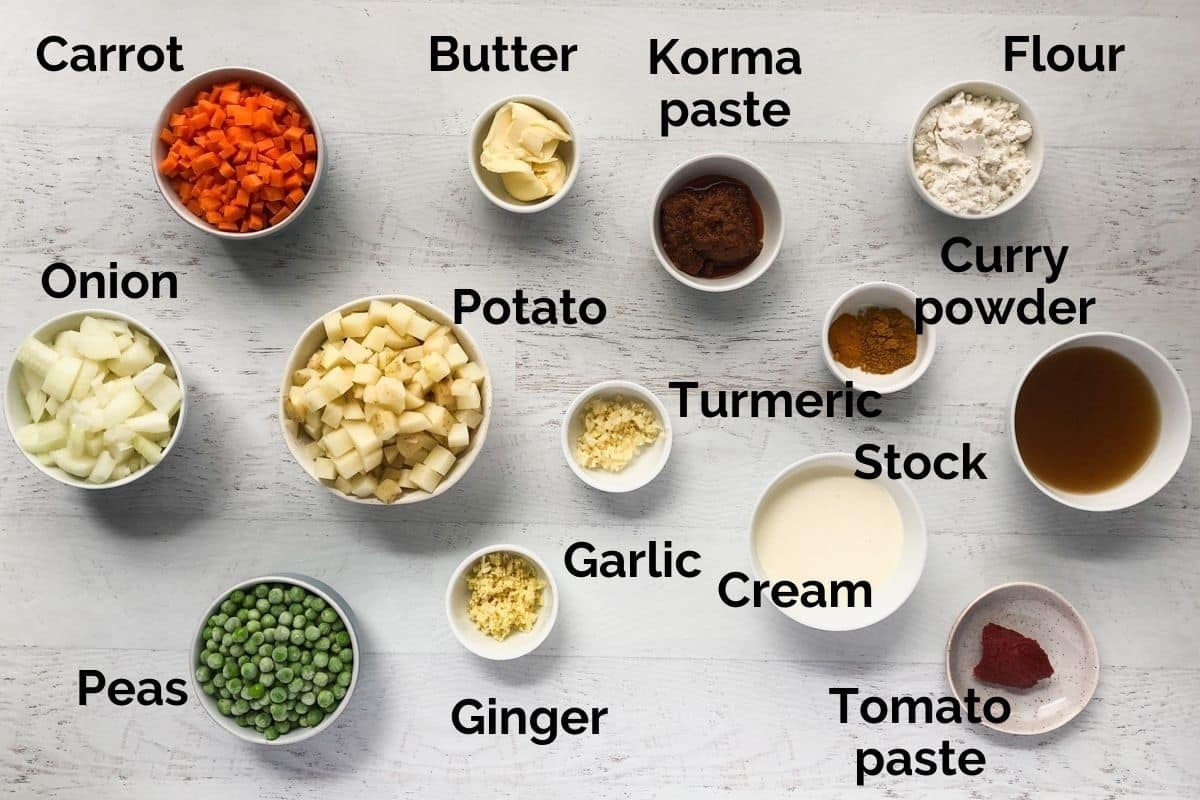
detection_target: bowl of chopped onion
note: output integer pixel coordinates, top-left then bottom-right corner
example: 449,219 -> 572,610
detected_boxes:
5,309 -> 186,489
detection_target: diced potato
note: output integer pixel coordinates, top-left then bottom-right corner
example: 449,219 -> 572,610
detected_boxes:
406,313 -> 436,340
404,388 -> 425,410
457,409 -> 484,429
321,402 -> 344,428
424,445 -> 456,476
402,344 -> 424,364
410,462 -> 442,493
362,326 -> 390,352
321,428 -> 354,458
422,403 -> 454,437
333,448 -> 365,479
343,421 -> 382,456
323,312 -> 345,340
368,300 -> 392,325
349,472 -> 379,498
342,312 -> 371,339
362,448 -> 383,473
457,362 -> 486,383
374,478 -> 402,503
421,353 -> 451,382
456,383 -> 481,411
397,468 -> 417,489
396,411 -> 432,434
342,400 -> 365,420
341,339 -> 372,364
320,345 -> 343,370
352,363 -> 381,385
445,344 -> 470,369
385,303 -> 414,335
448,423 -> 469,451
314,457 -> 337,480
409,369 -> 434,393
373,376 -> 407,412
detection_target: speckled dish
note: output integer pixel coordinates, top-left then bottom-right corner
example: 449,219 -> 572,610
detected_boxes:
946,582 -> 1099,735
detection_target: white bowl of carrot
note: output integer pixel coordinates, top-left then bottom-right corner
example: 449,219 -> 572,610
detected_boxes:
152,66 -> 324,239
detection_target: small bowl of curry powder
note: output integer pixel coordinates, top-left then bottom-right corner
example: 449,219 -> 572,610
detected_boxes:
822,282 -> 936,394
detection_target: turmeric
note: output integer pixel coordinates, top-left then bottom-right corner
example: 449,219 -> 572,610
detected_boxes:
828,306 -> 917,374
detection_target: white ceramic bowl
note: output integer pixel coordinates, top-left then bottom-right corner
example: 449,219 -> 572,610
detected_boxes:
278,295 -> 492,505
445,544 -> 559,660
650,153 -> 783,292
152,66 -> 325,239
561,380 -> 673,493
1009,332 -> 1191,512
4,309 -> 187,490
749,453 -> 927,631
191,573 -> 361,745
822,281 -> 936,394
946,582 -> 1099,735
468,95 -> 578,214
907,80 -> 1043,219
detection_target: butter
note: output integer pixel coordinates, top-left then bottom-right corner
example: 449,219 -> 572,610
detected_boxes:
480,101 -> 571,202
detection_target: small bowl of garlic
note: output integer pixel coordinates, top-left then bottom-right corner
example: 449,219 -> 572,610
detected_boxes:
560,380 -> 673,493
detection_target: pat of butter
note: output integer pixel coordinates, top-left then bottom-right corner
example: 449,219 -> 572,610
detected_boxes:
480,102 -> 571,202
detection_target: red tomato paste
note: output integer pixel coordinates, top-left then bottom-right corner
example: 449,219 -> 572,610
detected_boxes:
973,622 -> 1054,689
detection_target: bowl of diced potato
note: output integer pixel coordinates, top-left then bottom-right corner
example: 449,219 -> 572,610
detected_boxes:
5,309 -> 186,489
279,296 -> 492,505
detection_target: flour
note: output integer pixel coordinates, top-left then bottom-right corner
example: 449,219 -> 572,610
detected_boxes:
913,91 -> 1033,215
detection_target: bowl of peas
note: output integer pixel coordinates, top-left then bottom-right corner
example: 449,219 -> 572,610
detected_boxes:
191,574 -> 360,744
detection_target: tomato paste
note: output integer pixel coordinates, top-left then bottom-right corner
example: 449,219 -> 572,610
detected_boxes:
973,622 -> 1054,689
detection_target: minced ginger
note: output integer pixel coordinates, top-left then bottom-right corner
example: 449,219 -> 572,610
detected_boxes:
467,552 -> 546,640
575,395 -> 662,472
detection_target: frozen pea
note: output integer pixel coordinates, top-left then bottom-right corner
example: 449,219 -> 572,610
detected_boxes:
240,662 -> 259,680
278,611 -> 293,627
290,629 -> 306,646
313,672 -> 330,688
248,632 -> 265,649
300,691 -> 316,707
274,626 -> 290,643
259,657 -> 274,673
232,699 -> 250,716
316,690 -> 334,709
327,657 -> 342,674
254,712 -> 271,729
222,662 -> 238,679
336,670 -> 352,688
195,665 -> 212,683
264,727 -> 279,741
276,667 -> 294,684
300,665 -> 315,681
246,683 -> 266,700
312,652 -> 329,669
255,585 -> 269,599
205,652 -> 224,669
315,637 -> 330,652
269,687 -> 287,704
333,685 -> 346,700
226,677 -> 242,695
305,709 -> 324,727
260,673 -> 275,688
267,588 -> 284,605
261,613 -> 276,628
230,589 -> 245,604
319,608 -> 337,624
310,597 -> 326,612
217,698 -> 233,716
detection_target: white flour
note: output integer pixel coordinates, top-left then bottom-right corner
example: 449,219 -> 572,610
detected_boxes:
913,91 -> 1033,215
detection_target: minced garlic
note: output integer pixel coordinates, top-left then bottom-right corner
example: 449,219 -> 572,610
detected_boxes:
467,552 -> 546,640
576,395 -> 662,472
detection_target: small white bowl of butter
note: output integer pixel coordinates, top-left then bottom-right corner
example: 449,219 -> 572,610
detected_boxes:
469,95 -> 578,213
749,452 -> 926,631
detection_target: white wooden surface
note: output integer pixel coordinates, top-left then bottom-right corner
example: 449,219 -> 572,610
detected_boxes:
1,1 -> 1198,797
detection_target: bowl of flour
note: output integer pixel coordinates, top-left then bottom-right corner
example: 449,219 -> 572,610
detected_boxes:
908,80 -> 1043,219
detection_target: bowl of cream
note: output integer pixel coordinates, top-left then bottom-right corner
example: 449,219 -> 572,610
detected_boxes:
749,452 -> 926,631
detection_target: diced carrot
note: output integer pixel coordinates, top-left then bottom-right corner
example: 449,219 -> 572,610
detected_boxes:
158,79 -> 317,232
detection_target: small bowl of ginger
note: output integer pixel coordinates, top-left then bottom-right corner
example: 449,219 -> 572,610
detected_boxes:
822,282 -> 936,394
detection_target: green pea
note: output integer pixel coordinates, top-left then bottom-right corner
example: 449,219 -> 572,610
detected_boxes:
300,691 -> 316,706
302,626 -> 318,642
246,609 -> 260,621
228,644 -> 244,659
305,709 -> 324,727
254,585 -> 270,599
276,720 -> 291,735
316,690 -> 334,709
223,617 -> 239,633
261,613 -> 277,628
267,588 -> 284,605
226,677 -> 243,695
317,622 -> 331,637
269,687 -> 288,704
312,652 -> 329,669
276,667 -> 294,684
248,632 -> 266,650
333,685 -> 346,700
289,602 -> 304,616
233,699 -> 250,716
213,675 -> 227,690
220,599 -> 236,615
254,712 -> 271,729
254,599 -> 269,614
326,657 -> 342,674
278,611 -> 293,627
260,673 -> 275,688
230,590 -> 245,604
287,587 -> 305,603
200,681 -> 215,697
300,665 -> 315,681
336,670 -> 351,688
205,652 -> 224,669
291,615 -> 306,630
236,609 -> 249,622
217,698 -> 233,716
301,652 -> 312,666
212,613 -> 228,626
222,662 -> 239,679
239,661 -> 258,681
334,631 -> 351,648
270,703 -> 288,721
310,597 -> 326,612
313,672 -> 330,688
331,620 -> 345,631
339,647 -> 353,662
319,608 -> 337,624
195,665 -> 212,683
288,678 -> 304,694
315,637 -> 330,652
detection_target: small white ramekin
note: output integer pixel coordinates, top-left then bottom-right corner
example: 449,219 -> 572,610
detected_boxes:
821,281 -> 936,394
445,544 -> 559,660
650,153 -> 783,292
907,80 -> 1043,220
561,380 -> 673,493
468,95 -> 578,214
